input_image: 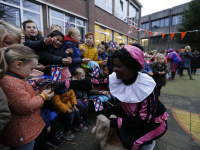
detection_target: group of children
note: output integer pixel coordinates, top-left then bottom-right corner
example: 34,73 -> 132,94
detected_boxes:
0,18 -> 173,150
0,19 -> 118,150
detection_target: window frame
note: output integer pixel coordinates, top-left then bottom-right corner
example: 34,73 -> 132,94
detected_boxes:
94,0 -> 112,14
114,0 -> 128,23
114,31 -> 127,44
0,0 -> 43,32
49,8 -> 87,41
128,3 -> 139,27
94,24 -> 112,46
172,15 -> 182,26
141,38 -> 148,46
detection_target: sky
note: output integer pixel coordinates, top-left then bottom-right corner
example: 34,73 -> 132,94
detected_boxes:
139,0 -> 192,16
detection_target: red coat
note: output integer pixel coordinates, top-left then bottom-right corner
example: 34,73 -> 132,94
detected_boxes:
0,74 -> 45,147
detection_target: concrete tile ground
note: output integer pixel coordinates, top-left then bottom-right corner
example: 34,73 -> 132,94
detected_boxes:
48,72 -> 200,150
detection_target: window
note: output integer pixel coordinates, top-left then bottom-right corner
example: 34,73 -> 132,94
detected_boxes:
94,24 -> 112,46
172,15 -> 182,25
95,0 -> 112,14
128,37 -> 136,45
151,17 -> 169,29
115,0 -> 127,22
50,9 -> 86,41
141,22 -> 149,30
152,20 -> 160,29
114,31 -> 126,44
141,39 -> 148,46
0,3 -> 20,26
164,18 -> 169,26
160,19 -> 164,27
129,3 -> 139,26
0,0 -> 42,30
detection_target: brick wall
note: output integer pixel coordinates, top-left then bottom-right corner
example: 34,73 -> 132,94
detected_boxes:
41,0 -> 141,41
42,0 -> 87,17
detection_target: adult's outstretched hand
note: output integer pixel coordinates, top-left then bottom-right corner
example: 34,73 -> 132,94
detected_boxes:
47,79 -> 92,91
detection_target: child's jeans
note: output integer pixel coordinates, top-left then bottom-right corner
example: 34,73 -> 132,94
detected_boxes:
11,140 -> 35,150
59,109 -> 81,132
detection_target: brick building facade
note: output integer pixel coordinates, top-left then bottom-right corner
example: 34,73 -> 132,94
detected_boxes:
0,0 -> 142,45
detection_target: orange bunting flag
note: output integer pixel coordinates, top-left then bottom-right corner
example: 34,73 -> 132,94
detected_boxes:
181,32 -> 187,40
171,33 -> 175,40
162,33 -> 165,39
144,30 -> 147,35
150,31 -> 153,37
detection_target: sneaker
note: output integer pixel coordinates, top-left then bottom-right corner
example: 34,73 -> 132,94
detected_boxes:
46,137 -> 62,148
81,120 -> 89,127
74,124 -> 88,132
169,77 -> 175,81
84,118 -> 92,125
62,131 -> 75,141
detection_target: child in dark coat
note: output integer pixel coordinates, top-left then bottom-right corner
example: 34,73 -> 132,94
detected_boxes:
22,19 -> 54,52
22,19 -> 55,71
152,53 -> 168,99
37,30 -> 72,76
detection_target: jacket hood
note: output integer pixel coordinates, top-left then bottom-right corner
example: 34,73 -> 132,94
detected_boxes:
63,35 -> 77,45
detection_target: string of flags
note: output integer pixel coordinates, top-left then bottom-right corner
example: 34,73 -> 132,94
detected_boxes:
125,16 -> 200,40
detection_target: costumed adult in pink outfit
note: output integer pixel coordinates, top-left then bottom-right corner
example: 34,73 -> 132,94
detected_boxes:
104,45 -> 168,150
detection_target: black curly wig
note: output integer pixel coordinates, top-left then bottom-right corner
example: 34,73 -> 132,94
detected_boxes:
113,47 -> 142,72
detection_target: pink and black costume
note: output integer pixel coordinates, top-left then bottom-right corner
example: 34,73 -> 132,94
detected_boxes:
167,48 -> 182,79
105,45 -> 168,150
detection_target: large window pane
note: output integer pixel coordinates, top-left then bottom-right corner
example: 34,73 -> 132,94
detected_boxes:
1,0 -> 20,5
51,18 -> 64,33
95,31 -> 100,46
145,23 -> 149,30
115,0 -> 127,21
115,32 -> 118,37
0,3 -> 20,26
106,29 -> 111,35
95,25 -> 100,31
23,0 -> 40,12
23,10 -> 41,29
165,18 -> 169,26
114,38 -> 118,44
106,35 -> 111,43
51,9 -> 64,20
77,26 -> 85,41
76,18 -> 85,26
152,20 -> 160,29
101,33 -> 106,42
160,19 -> 164,27
65,14 -> 75,23
95,0 -> 112,14
172,16 -> 176,25
100,27 -> 106,33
